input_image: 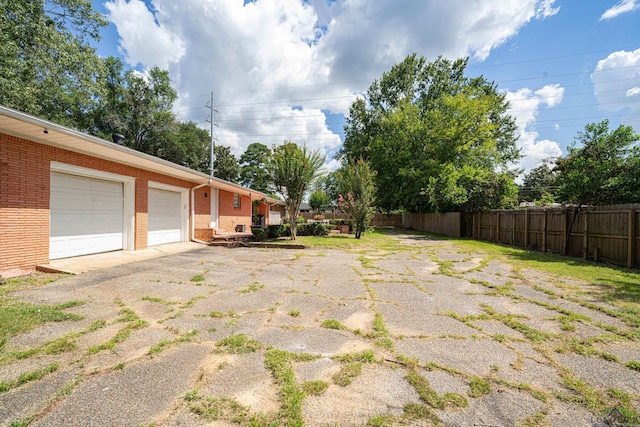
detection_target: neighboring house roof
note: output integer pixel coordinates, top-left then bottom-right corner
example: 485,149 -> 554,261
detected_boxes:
0,105 -> 264,198
299,202 -> 311,211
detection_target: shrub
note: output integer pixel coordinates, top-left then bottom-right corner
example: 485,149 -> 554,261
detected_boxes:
252,227 -> 269,242
267,224 -> 285,238
297,223 -> 329,236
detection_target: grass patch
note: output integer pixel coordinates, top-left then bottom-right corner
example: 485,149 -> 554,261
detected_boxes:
332,362 -> 362,386
321,319 -> 347,330
406,369 -> 468,409
149,330 -> 198,355
185,392 -> 254,422
403,402 -> 440,423
263,348 -> 306,425
88,310 -> 147,354
215,334 -> 262,354
209,310 -> 238,319
238,282 -> 265,293
625,361 -> 640,371
332,350 -> 375,364
0,362 -> 59,393
0,301 -> 83,349
141,296 -> 177,305
190,273 -> 206,282
468,376 -> 491,398
288,310 -> 300,317
302,380 -> 329,396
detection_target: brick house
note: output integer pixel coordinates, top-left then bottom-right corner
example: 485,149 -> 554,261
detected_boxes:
0,105 -> 276,278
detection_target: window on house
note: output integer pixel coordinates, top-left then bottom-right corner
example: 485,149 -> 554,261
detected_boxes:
233,193 -> 241,209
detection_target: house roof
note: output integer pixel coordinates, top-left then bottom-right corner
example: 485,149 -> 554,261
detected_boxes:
0,105 -> 266,198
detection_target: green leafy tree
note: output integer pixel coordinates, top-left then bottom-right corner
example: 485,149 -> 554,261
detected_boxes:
213,145 -> 240,183
308,190 -> 330,215
337,159 -> 376,239
339,54 -> 519,213
555,120 -> 640,249
91,59 -> 178,155
269,142 -> 325,240
519,163 -> 557,204
239,142 -> 272,192
0,0 -> 107,127
157,121 -> 211,173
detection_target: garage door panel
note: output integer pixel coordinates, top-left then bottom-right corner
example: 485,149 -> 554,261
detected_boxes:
148,188 -> 182,246
50,172 -> 124,259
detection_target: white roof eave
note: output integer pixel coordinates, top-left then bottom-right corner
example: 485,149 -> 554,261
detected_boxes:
0,105 -> 265,197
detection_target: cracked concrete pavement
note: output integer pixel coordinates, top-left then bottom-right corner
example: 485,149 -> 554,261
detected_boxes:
1,230 -> 639,426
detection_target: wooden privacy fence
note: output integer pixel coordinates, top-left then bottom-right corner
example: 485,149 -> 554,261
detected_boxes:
470,205 -> 639,269
402,212 -> 462,238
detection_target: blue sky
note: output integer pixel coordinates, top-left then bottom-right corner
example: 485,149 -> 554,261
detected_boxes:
90,0 -> 640,175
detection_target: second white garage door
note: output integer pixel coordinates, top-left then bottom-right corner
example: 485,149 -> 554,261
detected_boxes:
148,188 -> 183,246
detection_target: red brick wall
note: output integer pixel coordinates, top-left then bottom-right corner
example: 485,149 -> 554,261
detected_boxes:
218,189 -> 251,231
0,133 -> 201,276
194,186 -> 211,229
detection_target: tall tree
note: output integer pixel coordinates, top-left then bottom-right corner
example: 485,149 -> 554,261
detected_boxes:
213,145 -> 240,183
308,190 -> 330,215
239,142 -> 272,192
519,162 -> 557,204
337,159 -> 376,239
0,0 -> 107,127
555,120 -> 640,207
96,63 -> 178,154
554,120 -> 640,250
157,121 -> 211,173
339,54 -> 519,213
269,142 -> 325,240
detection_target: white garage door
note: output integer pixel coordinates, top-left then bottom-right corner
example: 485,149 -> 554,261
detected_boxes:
50,172 -> 124,259
148,188 -> 182,246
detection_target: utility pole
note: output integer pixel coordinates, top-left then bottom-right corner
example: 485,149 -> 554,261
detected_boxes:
206,91 -> 218,177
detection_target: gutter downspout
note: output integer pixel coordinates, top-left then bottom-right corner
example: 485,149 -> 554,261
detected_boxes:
191,179 -> 212,245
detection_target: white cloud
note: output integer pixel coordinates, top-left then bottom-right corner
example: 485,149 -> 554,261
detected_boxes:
104,0 -> 560,166
535,0 -> 561,18
104,0 -> 185,69
591,49 -> 640,120
505,84 -> 564,176
600,0 -> 640,20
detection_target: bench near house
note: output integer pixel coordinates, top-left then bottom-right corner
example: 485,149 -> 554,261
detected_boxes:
0,105 -> 281,278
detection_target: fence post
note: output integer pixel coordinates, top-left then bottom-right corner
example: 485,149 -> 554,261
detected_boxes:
583,211 -> 589,260
524,209 -> 529,248
562,209 -> 568,255
511,212 -> 516,246
496,211 -> 500,243
629,209 -> 636,268
542,210 -> 547,252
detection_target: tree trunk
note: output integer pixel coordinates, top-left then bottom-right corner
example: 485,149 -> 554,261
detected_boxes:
564,205 -> 581,255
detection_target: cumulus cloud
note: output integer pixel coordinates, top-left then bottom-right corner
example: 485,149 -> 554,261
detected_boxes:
591,48 -> 640,121
600,0 -> 640,20
505,84 -> 564,175
104,0 -> 559,164
104,0 -> 185,69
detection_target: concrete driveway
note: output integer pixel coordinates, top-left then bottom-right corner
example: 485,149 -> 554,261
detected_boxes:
1,231 -> 639,426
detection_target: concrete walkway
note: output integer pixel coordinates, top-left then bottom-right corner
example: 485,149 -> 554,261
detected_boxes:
2,231 -> 639,426
37,241 -> 205,275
